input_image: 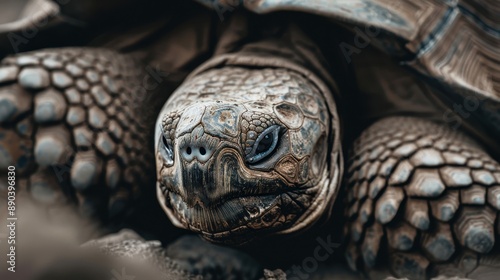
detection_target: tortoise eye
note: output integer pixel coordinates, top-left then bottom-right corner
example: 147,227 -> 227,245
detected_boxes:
246,125 -> 281,164
160,127 -> 174,166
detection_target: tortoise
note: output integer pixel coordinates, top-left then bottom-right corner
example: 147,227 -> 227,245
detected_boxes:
0,0 -> 499,279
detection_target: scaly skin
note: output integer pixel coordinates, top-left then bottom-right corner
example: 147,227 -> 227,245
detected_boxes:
3,47 -> 500,279
155,65 -> 339,245
345,117 -> 500,279
0,48 -> 154,219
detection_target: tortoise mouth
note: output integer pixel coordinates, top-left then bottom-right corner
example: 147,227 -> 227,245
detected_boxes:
158,183 -> 305,245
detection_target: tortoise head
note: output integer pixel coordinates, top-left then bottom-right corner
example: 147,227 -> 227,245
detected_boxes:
155,66 -> 340,244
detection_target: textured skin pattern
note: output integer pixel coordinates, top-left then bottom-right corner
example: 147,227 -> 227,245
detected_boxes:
345,116 -> 500,279
0,48 -> 153,219
157,66 -> 336,244
198,0 -> 500,154
199,0 -> 499,93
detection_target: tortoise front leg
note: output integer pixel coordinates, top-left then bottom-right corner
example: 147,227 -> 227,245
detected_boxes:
344,116 -> 500,279
0,48 -> 154,219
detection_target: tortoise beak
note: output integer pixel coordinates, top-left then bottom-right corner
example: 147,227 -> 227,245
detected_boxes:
179,160 -> 217,208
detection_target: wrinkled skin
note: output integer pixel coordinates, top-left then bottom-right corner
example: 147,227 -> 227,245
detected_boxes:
155,66 -> 335,244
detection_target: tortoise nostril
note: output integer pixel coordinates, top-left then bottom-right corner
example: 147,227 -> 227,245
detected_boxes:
180,144 -> 211,161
